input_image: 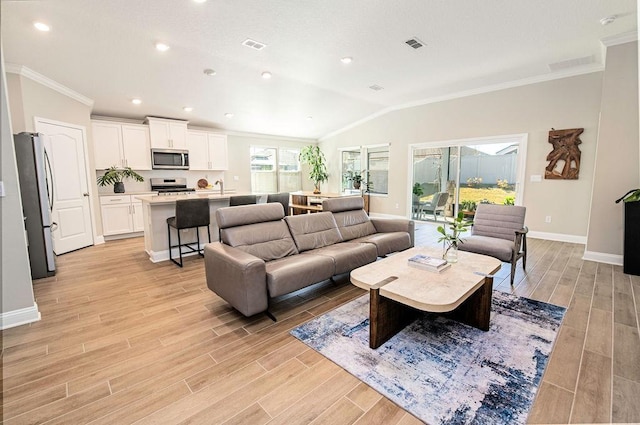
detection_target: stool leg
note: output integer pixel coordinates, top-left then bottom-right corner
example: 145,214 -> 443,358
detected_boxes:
177,228 -> 183,267
207,225 -> 211,244
168,223 -> 173,263
196,227 -> 202,257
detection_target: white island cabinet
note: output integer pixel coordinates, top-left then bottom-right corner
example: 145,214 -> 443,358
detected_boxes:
135,192 -> 246,262
92,121 -> 151,170
186,130 -> 228,170
146,117 -> 188,149
100,195 -> 145,237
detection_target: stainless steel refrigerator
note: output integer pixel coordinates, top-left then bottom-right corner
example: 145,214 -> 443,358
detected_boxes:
14,132 -> 56,279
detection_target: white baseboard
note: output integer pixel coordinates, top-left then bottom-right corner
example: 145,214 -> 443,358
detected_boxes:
582,251 -> 624,266
527,231 -> 587,244
369,212 -> 408,220
1,302 -> 41,330
149,244 -> 207,263
104,232 -> 143,242
94,235 -> 105,245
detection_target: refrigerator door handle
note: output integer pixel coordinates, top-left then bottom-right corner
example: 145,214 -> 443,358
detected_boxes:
44,148 -> 54,210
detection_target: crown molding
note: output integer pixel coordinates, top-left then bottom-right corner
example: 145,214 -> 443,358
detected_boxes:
601,31 -> 638,47
320,64 -> 604,141
5,63 -> 94,107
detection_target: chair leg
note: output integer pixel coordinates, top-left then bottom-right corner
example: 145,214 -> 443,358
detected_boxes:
207,226 -> 211,244
510,259 -> 517,286
522,236 -> 528,270
196,226 -> 202,257
168,223 -> 172,263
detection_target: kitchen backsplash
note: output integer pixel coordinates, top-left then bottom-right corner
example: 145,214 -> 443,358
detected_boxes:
95,169 -> 225,194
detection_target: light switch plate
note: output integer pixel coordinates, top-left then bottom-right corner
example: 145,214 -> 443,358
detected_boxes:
0,181 -> 5,197
530,175 -> 542,182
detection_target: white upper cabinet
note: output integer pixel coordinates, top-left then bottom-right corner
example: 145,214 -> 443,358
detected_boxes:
146,117 -> 188,149
92,121 -> 151,170
186,130 -> 228,170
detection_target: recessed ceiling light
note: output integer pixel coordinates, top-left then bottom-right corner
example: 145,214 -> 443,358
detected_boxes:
224,113 -> 234,118
340,57 -> 353,64
33,22 -> 50,32
261,71 -> 272,79
600,15 -> 616,26
193,0 -> 207,3
203,68 -> 216,76
155,42 -> 170,52
131,98 -> 142,105
306,116 -> 313,120
183,107 -> 193,112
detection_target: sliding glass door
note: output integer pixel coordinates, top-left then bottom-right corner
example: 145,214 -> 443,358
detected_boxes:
410,135 -> 526,222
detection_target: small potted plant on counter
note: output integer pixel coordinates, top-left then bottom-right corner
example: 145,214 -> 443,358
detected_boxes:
96,166 -> 144,193
437,211 -> 472,263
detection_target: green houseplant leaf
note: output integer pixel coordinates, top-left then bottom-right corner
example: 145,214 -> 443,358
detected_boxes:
300,146 -> 328,193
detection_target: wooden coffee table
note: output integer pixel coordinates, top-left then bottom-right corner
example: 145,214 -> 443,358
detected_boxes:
350,247 -> 502,348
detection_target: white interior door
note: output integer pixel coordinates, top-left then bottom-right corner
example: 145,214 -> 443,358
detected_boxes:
36,120 -> 94,254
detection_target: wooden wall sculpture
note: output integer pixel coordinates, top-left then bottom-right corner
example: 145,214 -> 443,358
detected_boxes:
545,128 -> 583,180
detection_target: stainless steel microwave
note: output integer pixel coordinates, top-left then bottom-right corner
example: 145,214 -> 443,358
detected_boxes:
151,148 -> 189,170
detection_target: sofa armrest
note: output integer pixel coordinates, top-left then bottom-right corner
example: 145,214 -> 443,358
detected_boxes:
204,242 -> 268,317
370,218 -> 415,247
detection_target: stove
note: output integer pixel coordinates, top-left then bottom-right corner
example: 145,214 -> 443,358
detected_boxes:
150,177 -> 196,195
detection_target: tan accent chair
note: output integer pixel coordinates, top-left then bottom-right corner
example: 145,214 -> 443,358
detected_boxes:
457,204 -> 528,286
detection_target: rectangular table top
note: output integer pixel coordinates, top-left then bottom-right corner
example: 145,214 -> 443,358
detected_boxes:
350,246 -> 501,313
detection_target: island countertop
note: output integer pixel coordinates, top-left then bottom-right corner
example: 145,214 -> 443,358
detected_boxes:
135,191 -> 250,205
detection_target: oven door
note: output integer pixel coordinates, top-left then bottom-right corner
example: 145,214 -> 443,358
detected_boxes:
151,149 -> 189,170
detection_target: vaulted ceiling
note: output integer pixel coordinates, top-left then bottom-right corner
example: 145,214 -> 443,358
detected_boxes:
1,0 -> 637,139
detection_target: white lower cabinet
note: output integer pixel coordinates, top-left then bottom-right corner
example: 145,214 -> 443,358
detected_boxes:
100,195 -> 145,236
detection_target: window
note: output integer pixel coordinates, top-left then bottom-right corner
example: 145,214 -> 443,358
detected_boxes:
250,146 -> 301,193
366,146 -> 389,195
340,145 -> 389,195
340,150 -> 361,192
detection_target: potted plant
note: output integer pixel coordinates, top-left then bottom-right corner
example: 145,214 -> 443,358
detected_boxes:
437,211 -> 472,263
412,183 -> 424,202
300,146 -> 328,194
96,166 -> 144,193
345,170 -> 364,190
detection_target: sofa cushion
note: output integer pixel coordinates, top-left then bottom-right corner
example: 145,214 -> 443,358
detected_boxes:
331,210 -> 377,241
285,212 -> 343,252
265,254 -> 335,297
458,235 -> 513,262
221,221 -> 298,261
322,196 -> 364,213
302,242 -> 377,275
353,232 -> 412,257
216,203 -> 284,229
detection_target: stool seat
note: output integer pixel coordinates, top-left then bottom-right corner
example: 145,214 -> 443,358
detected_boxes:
167,198 -> 211,267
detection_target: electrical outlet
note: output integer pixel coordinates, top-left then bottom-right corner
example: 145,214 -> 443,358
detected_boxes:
545,215 -> 552,223
234,176 -> 239,181
395,203 -> 399,209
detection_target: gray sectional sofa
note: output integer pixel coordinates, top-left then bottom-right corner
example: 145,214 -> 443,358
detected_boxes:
204,196 -> 414,317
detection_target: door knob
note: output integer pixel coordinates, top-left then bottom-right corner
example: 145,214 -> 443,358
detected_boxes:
83,193 -> 89,197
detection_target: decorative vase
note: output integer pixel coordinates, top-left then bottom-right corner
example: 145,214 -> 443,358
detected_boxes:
353,181 -> 361,190
444,244 -> 458,263
114,182 -> 125,193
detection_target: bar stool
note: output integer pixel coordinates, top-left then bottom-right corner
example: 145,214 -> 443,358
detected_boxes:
167,198 -> 211,267
229,195 -> 257,206
267,192 -> 290,215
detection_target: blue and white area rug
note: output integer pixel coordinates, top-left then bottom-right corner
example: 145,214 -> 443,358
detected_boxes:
291,291 -> 566,424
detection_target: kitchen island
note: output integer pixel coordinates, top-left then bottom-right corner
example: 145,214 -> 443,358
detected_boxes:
135,192 -> 249,263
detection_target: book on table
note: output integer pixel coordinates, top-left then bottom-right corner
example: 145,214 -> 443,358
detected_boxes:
407,254 -> 451,272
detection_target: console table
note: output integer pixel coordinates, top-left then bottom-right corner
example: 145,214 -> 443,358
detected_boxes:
289,191 -> 370,215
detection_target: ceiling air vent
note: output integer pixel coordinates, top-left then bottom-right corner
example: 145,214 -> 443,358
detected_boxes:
369,84 -> 384,91
242,38 -> 266,51
405,37 -> 425,49
548,55 -> 594,72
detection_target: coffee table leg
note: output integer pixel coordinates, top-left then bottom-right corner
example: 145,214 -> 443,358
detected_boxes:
447,276 -> 493,331
369,288 -> 417,349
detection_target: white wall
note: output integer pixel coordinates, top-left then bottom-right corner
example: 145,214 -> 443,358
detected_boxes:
320,72 -> 604,240
1,48 -> 40,328
585,41 -> 639,261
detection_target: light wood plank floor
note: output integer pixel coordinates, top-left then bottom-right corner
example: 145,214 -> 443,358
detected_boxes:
1,223 -> 639,424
